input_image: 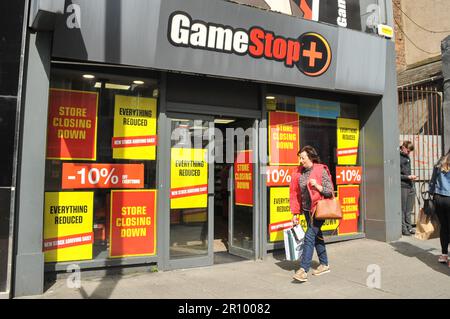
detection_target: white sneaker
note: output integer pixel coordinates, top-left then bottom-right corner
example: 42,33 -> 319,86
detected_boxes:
438,255 -> 448,264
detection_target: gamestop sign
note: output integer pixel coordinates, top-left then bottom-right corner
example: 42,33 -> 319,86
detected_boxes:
168,11 -> 332,77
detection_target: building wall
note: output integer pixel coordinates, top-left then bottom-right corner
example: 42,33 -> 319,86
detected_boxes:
395,0 -> 450,68
0,0 -> 27,296
393,0 -> 406,71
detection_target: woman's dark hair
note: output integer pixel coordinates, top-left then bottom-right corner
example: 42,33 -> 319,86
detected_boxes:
298,145 -> 321,164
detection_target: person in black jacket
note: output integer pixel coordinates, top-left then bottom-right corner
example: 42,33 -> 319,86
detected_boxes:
400,141 -> 418,236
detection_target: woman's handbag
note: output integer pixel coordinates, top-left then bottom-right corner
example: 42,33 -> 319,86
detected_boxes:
418,183 -> 435,217
420,184 -> 435,216
313,197 -> 343,220
415,206 -> 440,240
422,193 -> 435,217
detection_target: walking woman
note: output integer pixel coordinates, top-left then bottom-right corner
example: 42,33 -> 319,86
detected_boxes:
429,148 -> 450,267
289,145 -> 334,282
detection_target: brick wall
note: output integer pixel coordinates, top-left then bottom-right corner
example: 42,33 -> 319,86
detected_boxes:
393,0 -> 406,71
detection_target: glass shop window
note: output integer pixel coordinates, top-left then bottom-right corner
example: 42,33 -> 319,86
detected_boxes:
43,66 -> 159,264
266,93 -> 362,244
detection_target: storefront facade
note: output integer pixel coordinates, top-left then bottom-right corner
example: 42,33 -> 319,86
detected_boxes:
8,0 -> 401,297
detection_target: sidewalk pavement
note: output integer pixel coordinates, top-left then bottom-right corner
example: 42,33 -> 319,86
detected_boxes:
25,236 -> 450,299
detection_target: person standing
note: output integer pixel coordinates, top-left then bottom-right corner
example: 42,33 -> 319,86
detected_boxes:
400,141 -> 418,236
289,145 -> 334,282
429,149 -> 450,267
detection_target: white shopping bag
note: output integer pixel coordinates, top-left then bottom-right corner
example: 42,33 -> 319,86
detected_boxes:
283,225 -> 305,261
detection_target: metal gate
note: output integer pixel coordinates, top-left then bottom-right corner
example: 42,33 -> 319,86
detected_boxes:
398,84 -> 444,222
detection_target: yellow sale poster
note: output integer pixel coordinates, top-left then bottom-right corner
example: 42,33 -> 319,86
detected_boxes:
337,118 -> 360,165
112,95 -> 157,160
43,192 -> 94,263
321,219 -> 340,232
170,148 -> 208,209
269,187 -> 339,242
269,187 -> 294,242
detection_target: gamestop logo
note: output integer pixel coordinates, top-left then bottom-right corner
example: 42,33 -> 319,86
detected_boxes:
168,11 -> 332,77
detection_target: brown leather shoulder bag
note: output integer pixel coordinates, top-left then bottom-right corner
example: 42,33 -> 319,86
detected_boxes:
313,197 -> 343,220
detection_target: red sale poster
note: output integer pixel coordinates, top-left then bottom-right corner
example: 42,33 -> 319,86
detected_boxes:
268,111 -> 299,166
338,185 -> 360,235
46,89 -> 98,160
266,166 -> 296,187
336,166 -> 362,185
235,150 -> 253,206
110,190 -> 157,258
62,163 -> 144,189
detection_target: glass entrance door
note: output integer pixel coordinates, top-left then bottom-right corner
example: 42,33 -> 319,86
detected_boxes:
228,119 -> 257,259
167,114 -> 214,268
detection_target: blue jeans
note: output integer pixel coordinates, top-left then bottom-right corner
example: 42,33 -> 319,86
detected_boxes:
299,211 -> 328,272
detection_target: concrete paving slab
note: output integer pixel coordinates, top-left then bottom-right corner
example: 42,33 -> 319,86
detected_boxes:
331,286 -> 398,299
22,237 -> 450,299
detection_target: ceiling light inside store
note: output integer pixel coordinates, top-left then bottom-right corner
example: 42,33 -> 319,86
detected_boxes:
266,96 -> 276,100
105,83 -> 131,90
93,82 -> 130,90
133,80 -> 145,85
83,74 -> 95,79
214,119 -> 235,124
171,119 -> 190,122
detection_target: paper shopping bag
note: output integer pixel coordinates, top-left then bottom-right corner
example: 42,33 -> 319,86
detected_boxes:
283,225 -> 305,261
415,208 -> 440,240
